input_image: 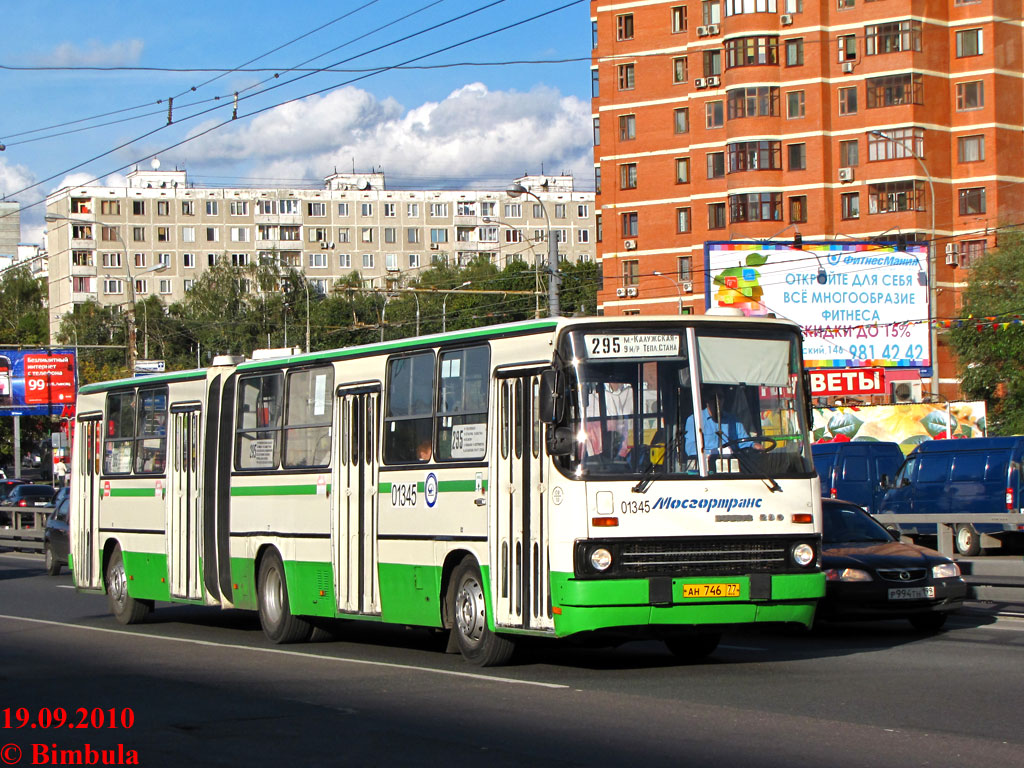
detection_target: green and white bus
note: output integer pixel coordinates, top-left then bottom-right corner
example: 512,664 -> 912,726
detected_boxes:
70,315 -> 824,665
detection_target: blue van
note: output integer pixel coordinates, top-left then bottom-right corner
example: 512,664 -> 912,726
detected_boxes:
879,437 -> 1024,556
812,441 -> 905,515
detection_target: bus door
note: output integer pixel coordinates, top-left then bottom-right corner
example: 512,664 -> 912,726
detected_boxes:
491,370 -> 553,632
167,404 -> 203,601
331,384 -> 381,616
72,414 -> 103,590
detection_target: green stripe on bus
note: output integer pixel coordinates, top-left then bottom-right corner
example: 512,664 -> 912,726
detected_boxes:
231,484 -> 330,496
79,369 -> 206,395
377,479 -> 486,493
109,488 -> 159,497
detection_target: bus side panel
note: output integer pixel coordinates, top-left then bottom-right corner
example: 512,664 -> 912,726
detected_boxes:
202,376 -> 222,603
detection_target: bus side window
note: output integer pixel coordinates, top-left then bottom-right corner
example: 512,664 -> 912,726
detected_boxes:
103,392 -> 136,475
437,345 -> 489,462
282,366 -> 334,469
383,352 -> 434,464
235,373 -> 283,470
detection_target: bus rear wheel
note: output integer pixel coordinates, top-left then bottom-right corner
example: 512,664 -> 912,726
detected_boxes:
450,558 -> 515,667
257,550 -> 312,644
106,547 -> 152,625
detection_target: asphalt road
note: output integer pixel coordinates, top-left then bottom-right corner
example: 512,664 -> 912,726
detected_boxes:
2,551 -> 1022,767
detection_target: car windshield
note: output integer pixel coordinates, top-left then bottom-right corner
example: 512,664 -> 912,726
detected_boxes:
18,487 -> 54,498
823,502 -> 892,544
553,324 -> 813,480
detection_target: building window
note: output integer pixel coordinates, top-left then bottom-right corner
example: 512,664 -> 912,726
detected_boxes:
866,74 -> 923,108
674,107 -> 690,134
865,21 -> 922,55
181,226 -> 195,243
408,254 -> 421,269
279,199 -> 299,215
132,200 -> 145,216
675,157 -> 691,184
100,200 -> 120,215
838,34 -> 857,61
103,279 -> 123,295
102,252 -> 122,268
100,225 -> 119,242
617,63 -> 635,90
673,56 -> 688,84
360,202 -> 373,217
596,214 -> 602,242
533,204 -> 544,219
159,279 -> 172,295
867,127 -> 923,161
618,114 -> 636,142
956,81 -> 984,111
958,134 -> 985,163
787,143 -> 806,170
706,100 -> 724,128
407,228 -> 421,244
281,225 -> 301,241
676,207 -> 691,233
132,227 -> 146,242
708,203 -> 727,230
620,163 -> 638,190
337,202 -> 350,216
789,196 -> 807,223
183,253 -> 195,268
956,29 -> 983,57
729,193 -> 783,222
205,201 -> 218,216
309,252 -> 328,268
337,227 -> 351,243
578,229 -> 590,244
727,141 -> 781,172
505,229 -> 523,244
595,167 -> 602,194
338,253 -> 351,268
840,140 -> 859,166
958,187 -> 986,215
868,181 -> 925,213
678,256 -> 692,281
672,5 -> 687,33
384,227 -> 397,244
592,69 -> 600,98
230,227 -> 249,242
181,200 -> 194,216
704,49 -> 722,77
504,203 -> 521,218
134,252 -> 147,268
429,203 -> 448,217
184,279 -> 194,292
456,202 -> 476,217
839,86 -> 857,115
231,253 -> 250,267
960,239 -> 985,267
786,90 -> 805,118
256,200 -> 277,215
616,13 -> 634,40
622,260 -> 640,287
724,36 -> 779,68
430,228 -> 449,244
156,226 -> 170,242
841,192 -> 860,219
554,204 -> 566,219
229,201 -> 249,216
578,204 -> 590,218
361,227 -> 374,243
156,200 -> 169,216
307,201 -> 326,217
727,86 -> 779,119
702,0 -> 721,25
725,0 -> 778,14
707,151 -> 726,178
785,39 -> 804,66
362,254 -> 374,269
593,117 -> 601,146
72,250 -> 94,267
621,212 -> 639,237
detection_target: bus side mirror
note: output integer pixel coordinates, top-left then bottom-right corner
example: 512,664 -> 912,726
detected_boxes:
539,369 -> 565,424
802,370 -> 814,426
546,426 -> 574,456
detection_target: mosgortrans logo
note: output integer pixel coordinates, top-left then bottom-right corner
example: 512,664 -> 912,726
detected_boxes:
652,497 -> 764,511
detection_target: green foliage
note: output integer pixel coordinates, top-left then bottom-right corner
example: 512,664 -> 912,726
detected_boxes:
949,231 -> 1024,434
0,266 -> 49,346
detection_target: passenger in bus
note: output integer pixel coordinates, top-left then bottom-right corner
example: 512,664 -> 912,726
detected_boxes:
417,440 -> 432,461
684,385 -> 752,457
583,381 -> 634,460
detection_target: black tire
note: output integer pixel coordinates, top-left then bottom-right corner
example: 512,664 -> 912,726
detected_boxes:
908,612 -> 948,632
955,524 -> 981,557
450,557 -> 515,666
105,548 -> 152,625
664,632 -> 721,662
44,543 -> 62,576
257,550 -> 313,644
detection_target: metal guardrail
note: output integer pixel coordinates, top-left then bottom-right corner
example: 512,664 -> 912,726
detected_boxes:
873,513 -> 1024,557
0,504 -> 48,553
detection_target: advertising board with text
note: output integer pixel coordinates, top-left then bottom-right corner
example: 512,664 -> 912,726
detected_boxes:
0,348 -> 78,415
705,241 -> 930,369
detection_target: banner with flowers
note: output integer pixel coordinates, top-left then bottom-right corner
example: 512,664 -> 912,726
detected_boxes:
812,401 -> 987,454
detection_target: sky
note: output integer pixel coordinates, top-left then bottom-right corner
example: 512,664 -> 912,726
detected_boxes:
0,0 -> 593,243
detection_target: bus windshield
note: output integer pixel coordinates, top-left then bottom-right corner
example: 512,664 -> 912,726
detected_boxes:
556,326 -> 813,480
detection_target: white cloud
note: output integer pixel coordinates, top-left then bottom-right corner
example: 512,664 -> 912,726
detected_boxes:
0,157 -> 36,198
39,39 -> 144,67
168,83 -> 593,189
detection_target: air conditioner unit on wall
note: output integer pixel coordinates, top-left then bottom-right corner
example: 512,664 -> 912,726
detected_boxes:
682,280 -> 694,293
891,381 -> 923,403
626,286 -> 638,297
945,243 -> 958,255
697,25 -> 708,37
842,61 -> 855,74
706,75 -> 720,87
616,287 -> 627,297
624,239 -> 637,250
946,253 -> 959,267
781,14 -> 793,25
694,78 -> 707,88
838,167 -> 855,183
706,24 -> 720,35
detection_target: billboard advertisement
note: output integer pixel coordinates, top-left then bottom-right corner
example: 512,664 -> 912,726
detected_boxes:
0,348 -> 78,415
705,241 -> 930,369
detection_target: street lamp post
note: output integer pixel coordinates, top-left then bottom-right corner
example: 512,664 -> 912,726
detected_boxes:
869,129 -> 938,399
405,288 -> 421,336
442,281 -> 471,333
652,270 -> 684,315
302,278 -> 310,353
506,182 -> 560,317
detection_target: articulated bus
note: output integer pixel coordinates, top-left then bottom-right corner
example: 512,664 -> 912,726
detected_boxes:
70,316 -> 824,665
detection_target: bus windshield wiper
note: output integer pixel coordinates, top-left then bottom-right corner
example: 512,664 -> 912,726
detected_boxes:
632,459 -> 658,493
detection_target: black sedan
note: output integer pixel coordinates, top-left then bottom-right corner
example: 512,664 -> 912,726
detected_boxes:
44,494 -> 70,576
819,498 -> 967,631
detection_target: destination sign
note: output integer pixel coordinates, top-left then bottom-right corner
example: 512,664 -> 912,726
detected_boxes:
584,334 -> 680,359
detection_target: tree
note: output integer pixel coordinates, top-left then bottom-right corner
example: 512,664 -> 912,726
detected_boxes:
949,231 -> 1024,434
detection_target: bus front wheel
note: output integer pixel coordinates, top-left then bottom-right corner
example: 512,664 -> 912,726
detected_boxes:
257,550 -> 313,644
664,632 -> 721,662
106,548 -> 152,625
450,558 -> 515,667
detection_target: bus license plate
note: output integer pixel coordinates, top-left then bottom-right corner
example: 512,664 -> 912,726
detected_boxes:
682,583 -> 741,598
888,587 -> 935,600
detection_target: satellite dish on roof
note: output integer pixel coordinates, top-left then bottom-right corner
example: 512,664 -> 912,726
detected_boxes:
356,178 -> 370,190
151,158 -> 161,170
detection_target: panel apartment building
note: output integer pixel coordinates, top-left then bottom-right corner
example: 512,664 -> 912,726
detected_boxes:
45,168 -> 595,340
591,0 -> 1024,398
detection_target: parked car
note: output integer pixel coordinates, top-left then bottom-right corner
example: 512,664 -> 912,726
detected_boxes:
44,494 -> 70,576
879,437 -> 1024,555
819,498 -> 967,631
0,478 -> 27,502
4,484 -> 55,508
813,441 -> 905,515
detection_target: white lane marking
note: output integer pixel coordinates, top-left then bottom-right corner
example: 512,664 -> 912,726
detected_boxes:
56,585 -> 76,589
0,613 -> 568,689
719,644 -> 768,651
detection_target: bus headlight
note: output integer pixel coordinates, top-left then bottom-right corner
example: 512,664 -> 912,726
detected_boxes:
791,543 -> 815,567
590,547 -> 613,572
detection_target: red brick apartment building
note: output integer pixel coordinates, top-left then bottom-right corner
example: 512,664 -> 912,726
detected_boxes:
591,0 -> 1024,399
